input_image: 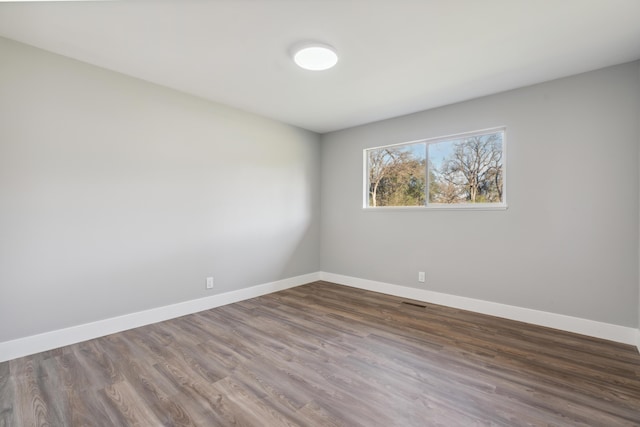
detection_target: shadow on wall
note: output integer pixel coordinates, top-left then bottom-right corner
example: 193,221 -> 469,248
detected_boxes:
0,162 -> 319,344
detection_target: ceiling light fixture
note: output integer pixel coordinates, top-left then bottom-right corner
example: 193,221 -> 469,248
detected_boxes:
292,43 -> 338,71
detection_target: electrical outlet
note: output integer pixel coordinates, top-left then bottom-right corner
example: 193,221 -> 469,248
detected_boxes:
206,277 -> 214,289
418,272 -> 425,283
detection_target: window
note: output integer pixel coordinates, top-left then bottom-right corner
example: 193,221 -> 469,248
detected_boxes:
365,127 -> 506,209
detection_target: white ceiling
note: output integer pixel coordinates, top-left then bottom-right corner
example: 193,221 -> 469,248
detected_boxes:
1,0 -> 639,133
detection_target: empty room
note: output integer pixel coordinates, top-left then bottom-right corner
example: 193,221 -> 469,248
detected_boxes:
1,0 -> 640,425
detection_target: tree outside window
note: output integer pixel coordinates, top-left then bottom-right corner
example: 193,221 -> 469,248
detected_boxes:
365,128 -> 505,208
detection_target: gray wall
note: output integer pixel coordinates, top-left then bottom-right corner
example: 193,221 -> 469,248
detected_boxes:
1,35 -> 639,346
0,37 -> 321,342
321,62 -> 640,328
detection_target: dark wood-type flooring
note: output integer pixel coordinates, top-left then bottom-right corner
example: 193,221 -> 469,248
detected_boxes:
1,281 -> 640,426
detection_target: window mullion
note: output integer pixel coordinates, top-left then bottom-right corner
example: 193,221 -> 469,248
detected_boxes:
425,142 -> 429,207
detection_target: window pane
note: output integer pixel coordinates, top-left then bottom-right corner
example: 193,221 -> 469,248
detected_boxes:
368,143 -> 426,207
428,131 -> 504,204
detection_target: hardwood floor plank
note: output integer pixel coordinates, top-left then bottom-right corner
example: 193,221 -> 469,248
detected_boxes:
0,362 -> 15,427
101,380 -> 165,426
210,376 -> 303,427
12,357 -> 54,427
4,281 -> 640,426
58,382 -> 117,426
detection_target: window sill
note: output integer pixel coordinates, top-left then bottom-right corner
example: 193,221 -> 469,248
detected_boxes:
362,204 -> 508,211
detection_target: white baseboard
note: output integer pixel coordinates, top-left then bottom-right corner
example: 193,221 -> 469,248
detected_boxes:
2,271 -> 638,362
319,272 -> 639,347
0,272 -> 320,363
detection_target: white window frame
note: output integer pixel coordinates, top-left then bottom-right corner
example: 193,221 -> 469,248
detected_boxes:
363,126 -> 507,210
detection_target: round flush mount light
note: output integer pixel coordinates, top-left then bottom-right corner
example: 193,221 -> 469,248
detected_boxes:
292,43 -> 338,71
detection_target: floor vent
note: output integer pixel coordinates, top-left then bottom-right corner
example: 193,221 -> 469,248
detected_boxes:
401,301 -> 427,308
